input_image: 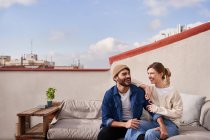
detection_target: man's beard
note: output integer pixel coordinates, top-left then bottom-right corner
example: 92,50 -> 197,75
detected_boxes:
118,78 -> 131,87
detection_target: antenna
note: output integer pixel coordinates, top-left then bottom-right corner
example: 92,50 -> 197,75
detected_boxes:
78,59 -> 80,67
31,39 -> 33,54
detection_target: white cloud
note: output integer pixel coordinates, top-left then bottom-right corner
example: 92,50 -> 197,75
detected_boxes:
88,37 -> 130,56
169,0 -> 206,8
49,31 -> 67,41
143,0 -> 168,16
133,42 -> 147,48
187,21 -> 203,28
143,0 -> 208,16
149,19 -> 161,30
78,37 -> 134,68
0,0 -> 37,8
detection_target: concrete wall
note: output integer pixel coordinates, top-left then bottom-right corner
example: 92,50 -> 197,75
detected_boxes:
111,30 -> 210,99
0,70 -> 112,139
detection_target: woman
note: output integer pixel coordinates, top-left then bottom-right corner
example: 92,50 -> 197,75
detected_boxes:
126,62 -> 183,140
134,67 -> 171,100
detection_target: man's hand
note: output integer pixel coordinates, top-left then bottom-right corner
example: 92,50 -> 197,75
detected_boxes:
125,118 -> 140,129
155,126 -> 168,140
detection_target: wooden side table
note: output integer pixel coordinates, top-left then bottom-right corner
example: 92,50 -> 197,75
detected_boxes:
16,104 -> 60,140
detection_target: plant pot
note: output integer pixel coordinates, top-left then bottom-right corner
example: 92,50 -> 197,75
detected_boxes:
47,100 -> 52,107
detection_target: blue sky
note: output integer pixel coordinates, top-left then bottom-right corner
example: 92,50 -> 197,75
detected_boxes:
0,0 -> 210,68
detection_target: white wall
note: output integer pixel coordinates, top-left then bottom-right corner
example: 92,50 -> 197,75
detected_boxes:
111,30 -> 210,99
0,70 -> 112,139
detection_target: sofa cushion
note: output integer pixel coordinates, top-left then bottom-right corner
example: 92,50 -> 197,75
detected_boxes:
57,99 -> 102,119
203,108 -> 210,130
168,125 -> 210,140
47,118 -> 101,140
168,135 -> 210,140
180,93 -> 206,125
179,125 -> 209,134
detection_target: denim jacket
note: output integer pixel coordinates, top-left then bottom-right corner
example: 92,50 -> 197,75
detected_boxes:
101,84 -> 161,127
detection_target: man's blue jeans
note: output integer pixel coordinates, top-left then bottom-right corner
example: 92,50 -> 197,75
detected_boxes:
124,119 -> 179,140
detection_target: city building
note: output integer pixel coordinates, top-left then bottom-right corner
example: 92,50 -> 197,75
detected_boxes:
0,53 -> 55,68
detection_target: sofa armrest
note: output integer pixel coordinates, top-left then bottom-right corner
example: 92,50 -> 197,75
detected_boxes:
203,108 -> 210,130
200,100 -> 210,126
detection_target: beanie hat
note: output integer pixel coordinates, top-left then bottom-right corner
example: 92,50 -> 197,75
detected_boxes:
112,64 -> 130,79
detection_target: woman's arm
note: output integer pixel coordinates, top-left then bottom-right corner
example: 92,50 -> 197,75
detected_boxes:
156,117 -> 168,139
132,78 -> 152,100
147,90 -> 183,118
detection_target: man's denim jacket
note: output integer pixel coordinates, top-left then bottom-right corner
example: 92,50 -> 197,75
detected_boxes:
101,84 -> 161,127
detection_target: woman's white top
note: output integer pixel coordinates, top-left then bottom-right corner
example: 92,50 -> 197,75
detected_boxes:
151,86 -> 183,126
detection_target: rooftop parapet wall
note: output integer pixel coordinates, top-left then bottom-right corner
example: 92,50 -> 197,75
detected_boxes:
0,70 -> 111,139
109,22 -> 210,64
0,67 -> 109,71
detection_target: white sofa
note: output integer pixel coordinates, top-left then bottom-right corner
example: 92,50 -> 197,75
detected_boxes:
47,94 -> 210,140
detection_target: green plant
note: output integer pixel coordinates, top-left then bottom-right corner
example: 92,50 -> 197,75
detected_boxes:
46,87 -> 56,101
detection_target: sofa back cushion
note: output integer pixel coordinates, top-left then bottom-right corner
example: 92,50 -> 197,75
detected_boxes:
180,93 -> 206,126
57,99 -> 102,119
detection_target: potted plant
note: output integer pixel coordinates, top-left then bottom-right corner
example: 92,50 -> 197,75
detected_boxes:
46,87 -> 56,107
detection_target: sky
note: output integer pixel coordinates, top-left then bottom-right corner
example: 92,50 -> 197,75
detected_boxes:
0,0 -> 210,68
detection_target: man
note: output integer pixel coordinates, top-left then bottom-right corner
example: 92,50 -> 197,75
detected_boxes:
97,64 -> 168,140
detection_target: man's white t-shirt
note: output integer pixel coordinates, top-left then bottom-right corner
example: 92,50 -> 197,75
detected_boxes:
119,88 -> 133,121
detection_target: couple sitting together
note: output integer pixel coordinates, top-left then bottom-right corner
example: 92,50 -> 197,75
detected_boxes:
97,62 -> 183,140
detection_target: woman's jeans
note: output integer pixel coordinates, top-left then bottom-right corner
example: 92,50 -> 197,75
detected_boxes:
125,118 -> 179,140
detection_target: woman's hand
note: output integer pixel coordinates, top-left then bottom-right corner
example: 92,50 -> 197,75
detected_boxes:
146,104 -> 158,113
144,86 -> 152,100
147,105 -> 152,112
155,126 -> 168,140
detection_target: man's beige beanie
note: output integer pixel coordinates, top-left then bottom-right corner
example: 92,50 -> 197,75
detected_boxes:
112,64 -> 130,78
